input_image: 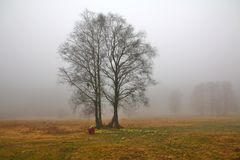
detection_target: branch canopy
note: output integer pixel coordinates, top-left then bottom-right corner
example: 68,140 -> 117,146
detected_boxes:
58,10 -> 156,121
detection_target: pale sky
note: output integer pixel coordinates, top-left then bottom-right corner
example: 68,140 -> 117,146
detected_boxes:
0,0 -> 240,119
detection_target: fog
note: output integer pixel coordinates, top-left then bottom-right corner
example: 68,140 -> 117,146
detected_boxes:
0,0 -> 240,119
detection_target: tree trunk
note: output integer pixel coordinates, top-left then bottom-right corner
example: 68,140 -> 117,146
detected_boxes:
94,102 -> 100,128
107,66 -> 121,128
97,99 -> 102,128
108,95 -> 120,128
112,104 -> 120,128
98,101 -> 102,127
97,46 -> 103,128
97,69 -> 103,127
108,105 -> 120,128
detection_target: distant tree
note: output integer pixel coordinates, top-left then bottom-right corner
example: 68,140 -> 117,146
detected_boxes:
101,14 -> 156,128
191,84 -> 205,115
168,89 -> 182,115
204,82 -> 218,115
59,10 -> 104,128
220,81 -> 237,115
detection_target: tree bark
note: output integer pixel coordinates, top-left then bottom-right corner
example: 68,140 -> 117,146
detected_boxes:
97,96 -> 102,128
98,100 -> 102,127
108,79 -> 120,128
94,102 -> 100,128
113,103 -> 120,128
108,104 -> 120,128
97,50 -> 103,127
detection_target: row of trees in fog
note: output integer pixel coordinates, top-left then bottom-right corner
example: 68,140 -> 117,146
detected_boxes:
59,10 -> 155,128
191,81 -> 237,115
168,81 -> 239,115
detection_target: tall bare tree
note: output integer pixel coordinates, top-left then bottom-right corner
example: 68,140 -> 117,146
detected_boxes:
59,11 -> 156,128
101,14 -> 156,128
59,10 -> 104,128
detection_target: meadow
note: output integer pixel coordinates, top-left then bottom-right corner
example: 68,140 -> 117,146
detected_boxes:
0,117 -> 240,160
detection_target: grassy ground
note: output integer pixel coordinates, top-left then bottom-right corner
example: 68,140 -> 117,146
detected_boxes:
0,117 -> 240,160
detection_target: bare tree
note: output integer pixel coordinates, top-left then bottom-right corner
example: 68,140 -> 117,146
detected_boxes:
59,10 -> 105,128
101,14 -> 156,128
59,11 -> 156,128
168,89 -> 182,115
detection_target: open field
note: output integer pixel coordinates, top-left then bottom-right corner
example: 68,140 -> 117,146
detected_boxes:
0,117 -> 240,160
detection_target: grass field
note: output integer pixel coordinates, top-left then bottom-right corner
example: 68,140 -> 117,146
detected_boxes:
0,117 -> 240,160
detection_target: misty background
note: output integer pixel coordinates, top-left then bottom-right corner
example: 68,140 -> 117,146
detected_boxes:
0,0 -> 240,119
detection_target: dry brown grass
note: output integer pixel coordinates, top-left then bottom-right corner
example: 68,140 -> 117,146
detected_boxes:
0,117 -> 240,160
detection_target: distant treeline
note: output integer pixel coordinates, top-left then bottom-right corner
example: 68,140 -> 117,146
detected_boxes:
168,81 -> 239,116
